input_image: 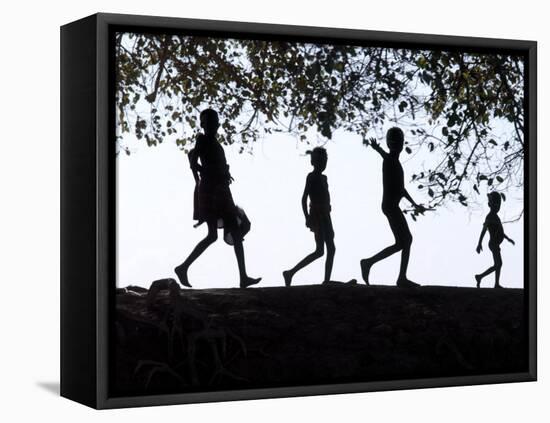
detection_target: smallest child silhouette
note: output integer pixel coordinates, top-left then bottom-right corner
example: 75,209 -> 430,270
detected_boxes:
475,192 -> 515,288
283,147 -> 340,286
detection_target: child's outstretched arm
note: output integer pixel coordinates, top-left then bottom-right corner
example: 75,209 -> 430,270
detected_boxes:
403,188 -> 428,213
188,148 -> 201,182
476,224 -> 487,253
403,188 -> 419,208
504,233 -> 516,245
368,137 -> 388,159
302,176 -> 311,228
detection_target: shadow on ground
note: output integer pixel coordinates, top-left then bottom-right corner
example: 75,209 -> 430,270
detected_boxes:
36,381 -> 60,396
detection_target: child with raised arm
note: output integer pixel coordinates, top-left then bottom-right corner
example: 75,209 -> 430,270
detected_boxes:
283,148 -> 353,286
360,127 -> 425,288
475,192 -> 515,288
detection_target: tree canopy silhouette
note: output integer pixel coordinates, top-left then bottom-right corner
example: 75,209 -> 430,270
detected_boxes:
115,32 -> 524,214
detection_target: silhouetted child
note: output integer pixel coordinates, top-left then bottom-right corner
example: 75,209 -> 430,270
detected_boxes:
475,192 -> 515,288
283,148 -> 354,286
174,108 -> 261,289
360,128 -> 425,288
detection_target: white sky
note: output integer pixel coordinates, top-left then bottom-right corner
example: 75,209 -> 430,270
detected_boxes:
116,127 -> 524,289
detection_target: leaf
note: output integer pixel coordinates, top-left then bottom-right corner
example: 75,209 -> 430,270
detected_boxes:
417,55 -> 427,68
320,125 -> 332,139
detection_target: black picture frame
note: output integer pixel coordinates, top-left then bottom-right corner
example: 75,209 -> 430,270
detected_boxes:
60,12 -> 537,409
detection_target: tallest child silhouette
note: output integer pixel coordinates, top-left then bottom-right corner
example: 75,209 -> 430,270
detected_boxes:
361,128 -> 426,288
174,109 -> 261,289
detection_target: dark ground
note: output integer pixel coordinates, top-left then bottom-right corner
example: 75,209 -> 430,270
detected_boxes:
112,281 -> 527,397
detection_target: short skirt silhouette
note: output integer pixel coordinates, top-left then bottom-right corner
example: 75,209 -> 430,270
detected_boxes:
193,176 -> 250,245
308,204 -> 334,241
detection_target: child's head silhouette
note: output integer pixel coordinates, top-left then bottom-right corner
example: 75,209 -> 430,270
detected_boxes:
386,127 -> 404,153
487,192 -> 502,212
200,108 -> 220,135
307,147 -> 328,172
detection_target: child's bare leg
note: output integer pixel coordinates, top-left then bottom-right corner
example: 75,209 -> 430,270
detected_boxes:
476,248 -> 503,288
476,267 -> 496,279
284,235 -> 324,286
475,273 -> 483,288
475,266 -> 495,288
395,247 -> 417,288
362,208 -> 415,286
396,242 -> 419,288
233,238 -> 246,279
397,240 -> 412,281
324,239 -> 335,283
391,213 -> 417,287
282,270 -> 293,287
175,220 -> 218,287
361,244 -> 400,284
285,247 -> 324,280
492,248 -> 503,288
233,238 -> 261,288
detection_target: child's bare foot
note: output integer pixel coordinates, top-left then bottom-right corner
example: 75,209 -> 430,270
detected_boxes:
241,276 -> 261,288
475,274 -> 482,288
360,259 -> 372,285
397,278 -> 420,288
347,279 -> 358,285
494,284 -> 504,289
282,270 -> 292,287
174,265 -> 192,288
